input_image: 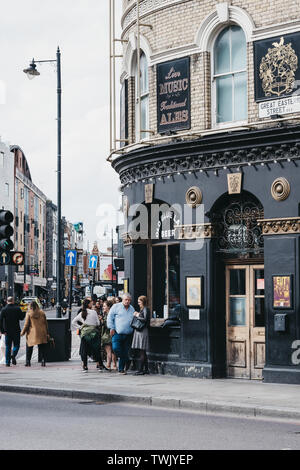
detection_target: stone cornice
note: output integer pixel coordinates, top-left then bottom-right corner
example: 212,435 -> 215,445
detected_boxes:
177,223 -> 215,239
112,125 -> 300,187
121,0 -> 191,33
258,217 -> 300,235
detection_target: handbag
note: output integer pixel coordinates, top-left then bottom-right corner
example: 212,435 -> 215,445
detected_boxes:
130,315 -> 145,331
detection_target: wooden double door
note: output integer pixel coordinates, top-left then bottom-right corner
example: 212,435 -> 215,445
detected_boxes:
226,265 -> 265,379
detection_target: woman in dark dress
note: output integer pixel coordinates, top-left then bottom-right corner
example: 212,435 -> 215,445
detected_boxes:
131,295 -> 150,375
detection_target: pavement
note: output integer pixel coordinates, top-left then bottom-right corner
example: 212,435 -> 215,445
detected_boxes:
1,331 -> 300,422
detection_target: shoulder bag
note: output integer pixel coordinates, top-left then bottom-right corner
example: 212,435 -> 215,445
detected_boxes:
130,315 -> 145,331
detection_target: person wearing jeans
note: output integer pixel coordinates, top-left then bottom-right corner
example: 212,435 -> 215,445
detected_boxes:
107,293 -> 135,374
0,297 -> 25,366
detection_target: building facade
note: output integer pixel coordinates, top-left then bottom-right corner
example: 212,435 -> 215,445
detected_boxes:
110,0 -> 300,383
63,219 -> 84,300
0,139 -> 14,300
45,200 -> 58,301
11,145 -> 47,298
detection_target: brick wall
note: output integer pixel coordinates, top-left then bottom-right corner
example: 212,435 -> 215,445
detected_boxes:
120,0 -> 300,145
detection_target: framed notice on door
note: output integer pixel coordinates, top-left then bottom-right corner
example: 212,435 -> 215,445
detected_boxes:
272,275 -> 293,309
186,276 -> 203,308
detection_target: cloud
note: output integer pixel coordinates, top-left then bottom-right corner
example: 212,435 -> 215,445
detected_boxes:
0,0 -> 123,249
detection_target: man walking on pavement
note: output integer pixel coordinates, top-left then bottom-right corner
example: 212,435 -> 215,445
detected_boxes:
107,293 -> 135,374
0,296 -> 25,366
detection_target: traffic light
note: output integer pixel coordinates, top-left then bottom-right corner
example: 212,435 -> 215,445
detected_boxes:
0,210 -> 14,251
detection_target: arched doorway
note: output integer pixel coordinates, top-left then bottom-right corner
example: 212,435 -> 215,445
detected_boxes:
209,192 -> 265,379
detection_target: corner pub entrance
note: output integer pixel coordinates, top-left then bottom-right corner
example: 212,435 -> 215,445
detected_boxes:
115,124 -> 300,384
110,0 -> 300,384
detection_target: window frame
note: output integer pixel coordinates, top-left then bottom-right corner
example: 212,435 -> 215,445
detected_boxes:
134,50 -> 149,142
211,24 -> 248,129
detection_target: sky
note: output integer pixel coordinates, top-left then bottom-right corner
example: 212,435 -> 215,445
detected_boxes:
0,0 -> 123,252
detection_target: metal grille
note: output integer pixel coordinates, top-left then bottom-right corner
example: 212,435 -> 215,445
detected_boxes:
211,198 -> 264,254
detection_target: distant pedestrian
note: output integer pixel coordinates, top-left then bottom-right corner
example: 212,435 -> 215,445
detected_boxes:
0,298 -> 6,364
21,301 -> 49,367
0,332 -> 5,365
131,296 -> 150,375
107,293 -> 135,374
101,300 -> 117,371
61,298 -> 68,315
50,297 -> 55,308
114,296 -> 122,303
0,297 -> 25,366
72,298 -> 107,372
93,299 -> 103,316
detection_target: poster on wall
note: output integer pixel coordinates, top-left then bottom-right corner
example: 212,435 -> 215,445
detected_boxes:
99,256 -> 116,281
272,275 -> 293,309
254,33 -> 300,116
186,276 -> 203,308
157,57 -> 191,134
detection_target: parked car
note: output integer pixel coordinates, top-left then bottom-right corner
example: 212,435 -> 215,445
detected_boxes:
19,296 -> 42,313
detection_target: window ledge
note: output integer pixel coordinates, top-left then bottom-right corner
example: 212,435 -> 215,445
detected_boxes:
212,120 -> 248,131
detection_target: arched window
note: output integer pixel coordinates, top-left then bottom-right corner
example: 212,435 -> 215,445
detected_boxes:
213,25 -> 247,124
135,51 -> 149,141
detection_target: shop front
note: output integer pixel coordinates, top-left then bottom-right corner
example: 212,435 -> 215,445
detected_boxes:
114,124 -> 300,384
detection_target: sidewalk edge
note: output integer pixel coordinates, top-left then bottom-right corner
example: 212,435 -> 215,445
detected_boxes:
1,384 -> 300,421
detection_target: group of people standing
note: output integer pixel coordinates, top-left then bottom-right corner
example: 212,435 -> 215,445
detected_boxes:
72,293 -> 150,375
0,297 -> 49,367
0,292 -> 151,376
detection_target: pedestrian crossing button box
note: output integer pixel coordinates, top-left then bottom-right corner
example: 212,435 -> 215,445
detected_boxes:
274,313 -> 287,332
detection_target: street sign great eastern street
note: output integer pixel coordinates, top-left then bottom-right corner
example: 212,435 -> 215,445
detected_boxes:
0,251 -> 24,266
65,250 -> 77,267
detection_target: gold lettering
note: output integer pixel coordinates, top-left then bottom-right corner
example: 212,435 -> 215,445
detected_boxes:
159,79 -> 189,95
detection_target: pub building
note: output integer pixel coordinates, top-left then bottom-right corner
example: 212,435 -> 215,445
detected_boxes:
109,0 -> 300,383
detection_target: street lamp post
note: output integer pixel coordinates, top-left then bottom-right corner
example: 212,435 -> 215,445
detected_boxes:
23,47 -> 63,318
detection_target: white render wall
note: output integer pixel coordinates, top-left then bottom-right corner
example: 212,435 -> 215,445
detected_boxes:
0,140 -> 14,213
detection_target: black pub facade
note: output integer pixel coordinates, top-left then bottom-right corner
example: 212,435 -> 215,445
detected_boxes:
110,0 -> 300,384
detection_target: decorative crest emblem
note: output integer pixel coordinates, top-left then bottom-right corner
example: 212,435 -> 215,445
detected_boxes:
259,37 -> 298,97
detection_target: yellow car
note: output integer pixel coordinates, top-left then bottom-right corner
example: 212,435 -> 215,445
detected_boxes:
20,297 -> 42,313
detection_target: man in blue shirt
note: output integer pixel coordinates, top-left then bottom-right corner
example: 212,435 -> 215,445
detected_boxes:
107,293 -> 135,374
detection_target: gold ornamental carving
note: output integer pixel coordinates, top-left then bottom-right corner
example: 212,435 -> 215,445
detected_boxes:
145,183 -> 154,204
227,173 -> 242,195
177,223 -> 215,239
121,232 -> 134,246
185,186 -> 202,207
271,177 -> 290,201
258,217 -> 300,235
259,37 -> 298,98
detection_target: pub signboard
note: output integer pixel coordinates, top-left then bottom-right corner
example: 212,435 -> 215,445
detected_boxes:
254,32 -> 300,117
157,57 -> 191,134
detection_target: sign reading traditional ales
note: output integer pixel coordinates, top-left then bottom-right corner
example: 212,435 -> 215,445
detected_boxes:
254,33 -> 300,108
157,57 -> 190,134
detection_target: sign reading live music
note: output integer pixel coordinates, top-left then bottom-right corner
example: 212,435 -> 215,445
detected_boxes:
157,57 -> 191,134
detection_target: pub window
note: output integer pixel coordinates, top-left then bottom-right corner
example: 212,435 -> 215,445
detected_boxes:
152,244 -> 180,318
135,50 -> 149,141
213,25 -> 247,124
